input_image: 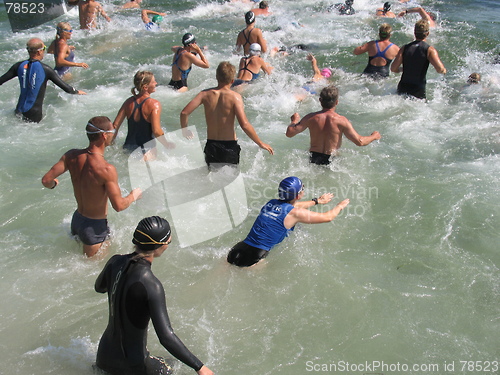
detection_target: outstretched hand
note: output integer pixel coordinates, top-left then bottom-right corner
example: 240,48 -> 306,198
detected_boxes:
318,193 -> 333,204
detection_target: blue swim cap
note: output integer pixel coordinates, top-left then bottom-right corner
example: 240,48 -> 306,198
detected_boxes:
278,176 -> 303,201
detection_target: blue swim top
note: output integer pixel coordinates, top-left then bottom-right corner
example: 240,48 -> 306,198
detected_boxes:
278,176 -> 303,201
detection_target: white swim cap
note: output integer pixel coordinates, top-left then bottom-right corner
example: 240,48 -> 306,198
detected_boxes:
249,43 -> 261,55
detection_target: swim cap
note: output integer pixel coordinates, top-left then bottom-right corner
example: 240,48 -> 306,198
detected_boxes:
132,216 -> 171,252
278,176 -> 303,201
321,68 -> 332,78
345,0 -> 354,5
245,11 -> 256,25
383,2 -> 391,12
152,15 -> 163,24
249,43 -> 261,55
182,33 -> 196,46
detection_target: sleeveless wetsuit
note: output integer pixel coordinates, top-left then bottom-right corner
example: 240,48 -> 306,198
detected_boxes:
228,199 -> 295,266
95,253 -> 204,374
54,42 -> 75,77
397,40 -> 430,99
123,97 -> 155,152
168,49 -> 191,90
0,59 -> 78,123
362,41 -> 394,78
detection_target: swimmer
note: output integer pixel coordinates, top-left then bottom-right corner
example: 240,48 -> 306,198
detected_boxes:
353,23 -> 400,79
113,71 -> 173,159
228,177 -> 350,267
252,1 -> 271,17
286,85 -> 381,165
180,61 -> 274,169
168,33 -> 209,92
67,0 -> 111,30
235,11 -> 267,55
41,116 -> 142,257
391,20 -> 446,99
122,0 -> 142,9
296,54 -> 332,100
141,10 -> 166,31
329,0 -> 355,15
47,22 -> 89,80
95,216 -> 214,375
376,2 -> 396,18
232,43 -> 273,88
0,38 -> 86,123
398,7 -> 437,28
466,73 -> 481,85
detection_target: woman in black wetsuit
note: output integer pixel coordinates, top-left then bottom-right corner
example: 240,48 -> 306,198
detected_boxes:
95,216 -> 214,375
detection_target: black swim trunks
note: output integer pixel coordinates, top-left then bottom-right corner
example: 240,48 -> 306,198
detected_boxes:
204,139 -> 241,166
310,151 -> 332,165
227,241 -> 268,267
71,211 -> 110,246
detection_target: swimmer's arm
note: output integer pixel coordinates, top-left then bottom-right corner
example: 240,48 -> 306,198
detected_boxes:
256,30 -> 267,53
104,165 -> 142,211
97,3 -> 111,22
261,58 -> 273,75
149,101 -> 174,149
353,42 -> 369,55
234,32 -> 243,54
284,199 -> 350,227
0,62 -> 21,85
149,281 -> 205,371
341,118 -> 381,146
294,193 -> 333,208
112,101 -> 128,144
307,54 -> 321,76
286,113 -> 308,137
236,96 -> 274,155
46,65 -> 85,94
189,44 -> 210,69
94,256 -> 118,293
41,154 -> 67,189
390,47 -> 404,73
180,93 -> 204,139
54,42 -> 89,69
428,46 -> 446,74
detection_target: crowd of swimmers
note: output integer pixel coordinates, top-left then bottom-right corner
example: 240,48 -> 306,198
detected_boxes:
0,0 -> 492,374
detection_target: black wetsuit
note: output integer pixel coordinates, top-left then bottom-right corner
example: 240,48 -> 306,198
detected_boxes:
95,253 -> 204,375
0,59 -> 78,122
123,98 -> 154,152
397,40 -> 430,99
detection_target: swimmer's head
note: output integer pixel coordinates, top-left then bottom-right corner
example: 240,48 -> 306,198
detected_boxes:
86,116 -> 113,142
278,176 -> 303,201
319,85 -> 339,109
345,0 -> 354,6
245,11 -> 256,25
56,22 -> 72,36
216,61 -> 236,85
182,33 -> 196,46
414,19 -> 430,39
152,15 -> 163,24
321,68 -> 332,79
132,70 -> 154,95
468,72 -> 481,84
379,23 -> 392,40
133,216 -> 172,252
383,2 -> 391,12
427,11 -> 437,21
259,1 -> 268,9
249,43 -> 261,56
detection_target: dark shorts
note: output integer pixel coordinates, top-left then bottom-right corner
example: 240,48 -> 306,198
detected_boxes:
227,241 -> 268,267
168,78 -> 187,90
310,151 -> 332,165
204,139 -> 241,166
71,211 -> 110,246
94,355 -> 172,375
397,82 -> 426,99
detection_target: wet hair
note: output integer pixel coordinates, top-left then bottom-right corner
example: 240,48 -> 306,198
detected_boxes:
414,19 -> 430,40
319,85 -> 339,109
86,116 -> 112,142
216,61 -> 235,85
467,73 -> 481,84
379,23 -> 392,40
259,1 -> 268,9
56,22 -> 71,37
131,71 -> 154,96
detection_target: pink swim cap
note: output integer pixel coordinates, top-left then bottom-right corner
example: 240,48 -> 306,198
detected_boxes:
321,68 -> 332,78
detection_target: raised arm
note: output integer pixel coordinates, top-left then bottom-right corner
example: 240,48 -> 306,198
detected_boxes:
188,44 -> 210,69
286,112 -> 308,138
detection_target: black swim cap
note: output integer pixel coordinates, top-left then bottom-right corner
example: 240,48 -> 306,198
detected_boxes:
383,2 -> 391,12
132,216 -> 171,252
245,11 -> 255,25
182,33 -> 196,46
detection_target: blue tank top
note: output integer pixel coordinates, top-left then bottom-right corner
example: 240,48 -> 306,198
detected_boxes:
16,59 -> 45,113
244,199 -> 295,251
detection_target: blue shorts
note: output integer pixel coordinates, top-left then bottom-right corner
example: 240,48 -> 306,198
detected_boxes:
71,211 -> 110,246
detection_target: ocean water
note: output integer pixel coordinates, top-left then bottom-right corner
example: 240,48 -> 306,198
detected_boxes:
0,0 -> 498,374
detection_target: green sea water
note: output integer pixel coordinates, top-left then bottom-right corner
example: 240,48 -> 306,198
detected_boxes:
0,0 -> 498,374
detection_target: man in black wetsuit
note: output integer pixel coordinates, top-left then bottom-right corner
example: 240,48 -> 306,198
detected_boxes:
0,38 -> 86,123
95,216 -> 214,375
391,20 -> 446,99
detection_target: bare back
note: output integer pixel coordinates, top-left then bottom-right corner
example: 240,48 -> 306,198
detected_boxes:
78,1 -> 101,29
65,149 -> 113,219
305,109 -> 345,154
201,88 -> 240,140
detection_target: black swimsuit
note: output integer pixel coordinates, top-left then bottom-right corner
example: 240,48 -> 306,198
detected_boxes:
123,97 -> 154,152
95,253 -> 204,375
